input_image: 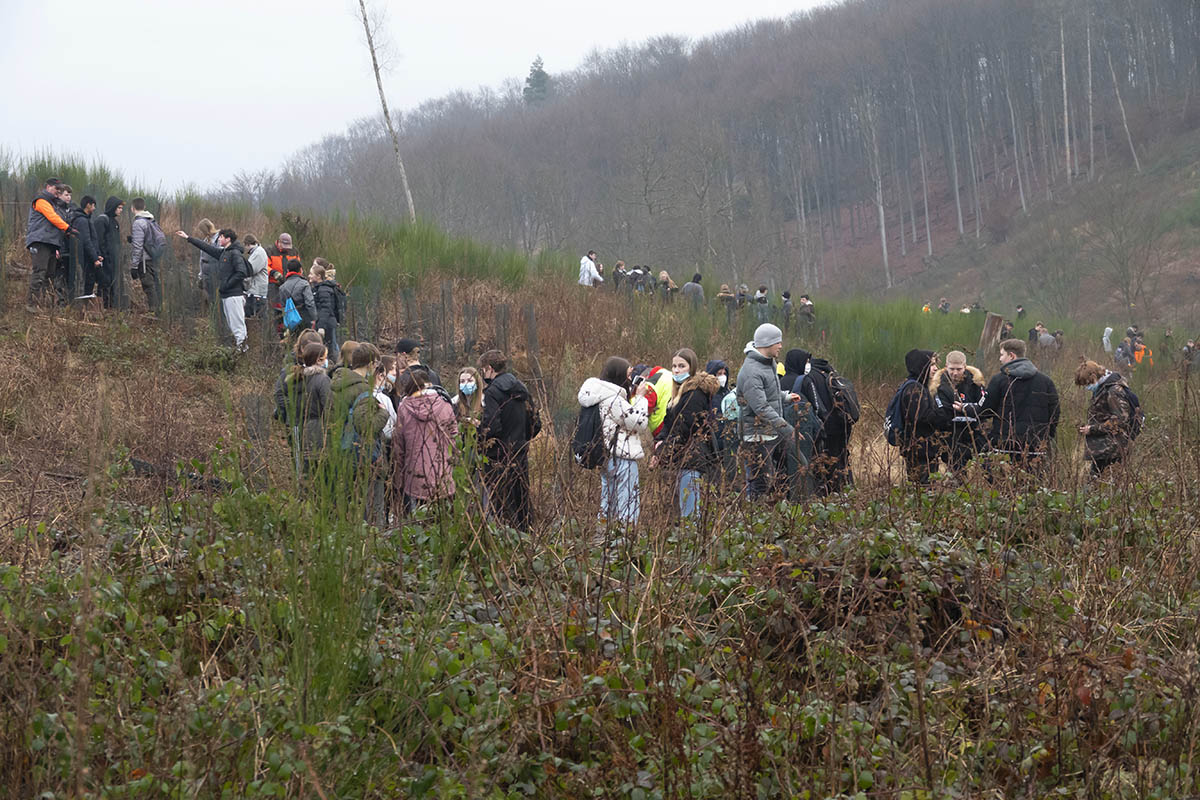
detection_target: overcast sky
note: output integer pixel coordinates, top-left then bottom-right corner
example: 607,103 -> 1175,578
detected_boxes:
1,0 -> 826,193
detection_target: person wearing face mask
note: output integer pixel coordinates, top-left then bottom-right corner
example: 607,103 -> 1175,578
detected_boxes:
1074,359 -> 1137,478
929,350 -> 987,474
779,349 -> 819,498
705,359 -> 739,487
361,356 -> 399,526
653,349 -> 719,519
578,356 -> 652,525
894,349 -> 950,484
453,367 -> 484,428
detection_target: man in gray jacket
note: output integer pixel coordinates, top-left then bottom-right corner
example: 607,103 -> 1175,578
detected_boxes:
736,322 -> 798,499
128,198 -> 162,312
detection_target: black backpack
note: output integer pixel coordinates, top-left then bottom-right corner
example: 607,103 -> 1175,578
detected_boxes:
828,370 -> 861,424
572,404 -> 605,469
884,379 -> 919,447
1120,385 -> 1145,440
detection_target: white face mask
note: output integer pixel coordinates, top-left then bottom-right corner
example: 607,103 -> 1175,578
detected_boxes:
718,374 -> 727,388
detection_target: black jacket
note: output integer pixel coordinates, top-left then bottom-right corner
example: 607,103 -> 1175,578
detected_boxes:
801,358 -> 849,445
67,206 -> 100,270
897,349 -> 947,457
93,197 -> 122,270
186,237 -> 248,299
782,349 -> 810,399
480,372 -> 532,460
313,280 -> 345,325
965,358 -> 1060,453
656,373 -> 719,471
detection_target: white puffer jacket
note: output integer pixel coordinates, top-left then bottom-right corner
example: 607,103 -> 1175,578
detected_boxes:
577,377 -> 649,461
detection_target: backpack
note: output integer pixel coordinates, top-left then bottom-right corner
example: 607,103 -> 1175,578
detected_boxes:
282,297 -> 303,330
1120,385 -> 1145,440
525,394 -> 543,440
720,391 -> 740,421
340,392 -> 384,464
142,219 -> 167,261
884,379 -> 919,447
828,371 -> 861,424
572,404 -> 605,469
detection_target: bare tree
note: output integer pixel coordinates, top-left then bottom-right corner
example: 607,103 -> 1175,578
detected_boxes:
356,0 -> 416,223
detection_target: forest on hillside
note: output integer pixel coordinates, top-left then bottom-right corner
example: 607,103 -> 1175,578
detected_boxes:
230,0 -> 1200,296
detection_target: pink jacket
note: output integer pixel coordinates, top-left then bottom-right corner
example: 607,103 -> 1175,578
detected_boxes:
392,391 -> 458,501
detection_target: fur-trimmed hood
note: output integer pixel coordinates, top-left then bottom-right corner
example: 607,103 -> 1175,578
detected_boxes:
929,364 -> 985,396
675,371 -> 719,400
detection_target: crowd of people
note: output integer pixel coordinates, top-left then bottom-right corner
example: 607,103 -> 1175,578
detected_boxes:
577,250 -> 816,329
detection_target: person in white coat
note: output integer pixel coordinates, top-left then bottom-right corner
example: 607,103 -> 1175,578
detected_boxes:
1102,326 -> 1114,354
578,250 -> 603,287
577,356 -> 651,524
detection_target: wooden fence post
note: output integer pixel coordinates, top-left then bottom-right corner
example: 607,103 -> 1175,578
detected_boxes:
441,280 -> 455,358
463,303 -> 477,358
496,304 -> 510,357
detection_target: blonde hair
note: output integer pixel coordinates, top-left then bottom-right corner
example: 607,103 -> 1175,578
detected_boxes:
1074,359 -> 1107,387
945,350 -> 967,367
455,366 -> 484,422
196,218 -> 217,237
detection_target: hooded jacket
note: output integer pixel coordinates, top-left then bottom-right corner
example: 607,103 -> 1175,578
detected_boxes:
929,365 -> 986,423
66,204 -> 100,271
964,357 -> 1060,453
1084,371 -> 1133,463
782,349 -> 810,397
736,344 -> 791,441
92,197 -> 122,272
578,377 -> 650,461
244,244 -> 269,297
705,358 -> 730,412
896,349 -> 947,456
480,371 -> 533,460
1102,327 -> 1114,354
283,365 -> 331,457
656,372 -> 719,471
130,210 -> 158,267
185,237 -> 248,299
392,390 -> 458,501
279,271 -> 318,327
329,366 -> 374,431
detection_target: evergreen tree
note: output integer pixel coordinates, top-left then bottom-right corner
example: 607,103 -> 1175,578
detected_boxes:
523,57 -> 552,105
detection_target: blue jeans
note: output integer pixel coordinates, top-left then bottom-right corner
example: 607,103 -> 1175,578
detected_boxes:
677,469 -> 702,518
599,457 -> 640,524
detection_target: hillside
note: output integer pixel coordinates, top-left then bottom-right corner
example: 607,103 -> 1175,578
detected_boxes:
237,0 -> 1200,322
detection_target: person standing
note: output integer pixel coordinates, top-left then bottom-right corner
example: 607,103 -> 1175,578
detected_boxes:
282,341 -> 332,476
391,369 -> 458,513
128,198 -> 163,312
958,338 -> 1059,471
267,233 -> 301,333
578,357 -> 652,525
25,178 -> 69,309
92,196 -> 123,308
176,228 -> 249,350
681,273 -> 705,307
801,354 -> 854,494
929,350 -> 987,474
1074,360 -> 1135,478
654,349 -> 718,519
310,258 -> 345,361
395,337 -> 443,389
193,218 -> 220,307
578,250 -> 603,287
895,349 -> 947,484
242,234 -> 269,318
67,195 -> 103,301
278,259 -> 317,333
736,323 -> 794,500
479,350 -> 537,531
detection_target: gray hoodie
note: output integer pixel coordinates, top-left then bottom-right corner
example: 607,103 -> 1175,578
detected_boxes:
736,343 -> 791,441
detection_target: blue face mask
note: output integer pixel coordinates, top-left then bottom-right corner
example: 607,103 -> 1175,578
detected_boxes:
673,372 -> 690,384
1086,380 -> 1102,392
459,382 -> 477,396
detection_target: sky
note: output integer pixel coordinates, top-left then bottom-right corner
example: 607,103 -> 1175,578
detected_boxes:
0,0 -> 827,193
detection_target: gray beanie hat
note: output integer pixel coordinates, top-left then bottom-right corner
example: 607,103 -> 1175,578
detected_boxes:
753,323 -> 783,348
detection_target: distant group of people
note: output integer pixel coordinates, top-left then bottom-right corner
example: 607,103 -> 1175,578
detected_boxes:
274,335 -> 539,530
578,250 -> 815,329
